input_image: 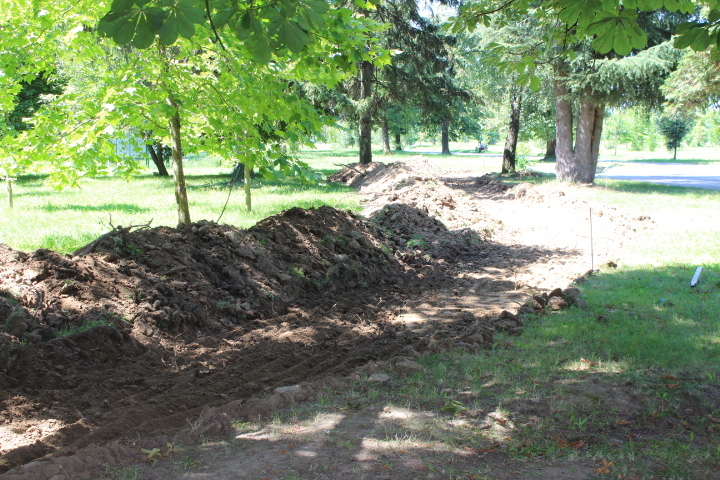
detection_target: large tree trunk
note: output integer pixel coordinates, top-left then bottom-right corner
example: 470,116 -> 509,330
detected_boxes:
502,88 -> 522,174
555,63 -> 605,184
358,60 -> 373,165
381,115 -> 392,154
441,116 -> 451,155
147,142 -> 170,177
544,138 -> 556,159
394,133 -> 402,151
167,98 -> 191,225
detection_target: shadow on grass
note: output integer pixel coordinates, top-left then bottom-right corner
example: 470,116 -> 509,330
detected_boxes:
40,203 -> 152,214
598,179 -> 720,196
105,258 -> 720,479
604,158 -> 720,165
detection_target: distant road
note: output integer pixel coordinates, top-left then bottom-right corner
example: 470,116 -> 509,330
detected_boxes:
533,161 -> 720,191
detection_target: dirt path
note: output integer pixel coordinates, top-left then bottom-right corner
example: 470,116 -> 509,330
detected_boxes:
0,158 -> 649,479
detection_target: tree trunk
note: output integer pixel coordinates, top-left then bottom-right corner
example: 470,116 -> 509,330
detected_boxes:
381,115 -> 392,154
394,133 -> 402,151
544,138 -> 556,159
358,60 -> 373,165
441,116 -> 451,155
6,177 -> 13,208
502,88 -> 522,174
244,161 -> 252,212
673,144 -> 678,160
554,63 -> 605,184
167,98 -> 191,225
147,142 -> 170,176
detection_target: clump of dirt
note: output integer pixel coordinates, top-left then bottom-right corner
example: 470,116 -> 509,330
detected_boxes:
370,203 -> 485,263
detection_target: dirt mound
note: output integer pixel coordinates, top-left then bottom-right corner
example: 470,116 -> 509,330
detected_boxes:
0,207 -> 401,347
474,174 -> 512,194
0,160 -> 651,477
370,203 -> 484,263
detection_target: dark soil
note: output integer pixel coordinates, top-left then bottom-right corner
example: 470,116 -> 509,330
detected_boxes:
0,158 -> 651,479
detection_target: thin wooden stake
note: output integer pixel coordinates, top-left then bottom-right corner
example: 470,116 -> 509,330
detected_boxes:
590,207 -> 594,271
691,266 -> 703,287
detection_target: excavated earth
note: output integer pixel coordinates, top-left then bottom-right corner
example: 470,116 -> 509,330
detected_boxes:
0,157 -> 653,479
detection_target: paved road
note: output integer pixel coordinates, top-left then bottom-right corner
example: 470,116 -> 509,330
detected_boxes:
534,161 -> 720,191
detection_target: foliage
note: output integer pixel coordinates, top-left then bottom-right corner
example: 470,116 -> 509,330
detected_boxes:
452,0 -> 698,61
656,113 -> 694,158
663,50 -> 720,110
0,0 -> 391,222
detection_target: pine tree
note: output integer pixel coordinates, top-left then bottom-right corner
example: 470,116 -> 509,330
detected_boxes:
656,114 -> 693,160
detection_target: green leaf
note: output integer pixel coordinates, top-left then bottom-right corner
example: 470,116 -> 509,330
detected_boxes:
529,76 -> 541,92
251,35 -> 271,63
159,13 -> 180,45
213,6 -> 237,28
613,29 -> 632,55
708,8 -> 720,24
629,22 -> 648,49
114,12 -> 141,45
110,0 -> 135,12
440,401 -> 466,415
664,0 -> 679,11
176,0 -> 205,24
278,21 -> 310,53
592,28 -> 615,54
306,0 -> 329,15
98,10 -> 136,40
132,11 -> 158,48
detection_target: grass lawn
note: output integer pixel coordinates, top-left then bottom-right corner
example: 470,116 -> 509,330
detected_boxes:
0,157 -> 362,253
600,145 -> 720,164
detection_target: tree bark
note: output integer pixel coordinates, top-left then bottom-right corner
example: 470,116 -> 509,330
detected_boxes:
554,62 -> 605,184
167,98 -> 191,225
6,177 -> 13,208
544,138 -> 556,159
441,115 -> 451,155
147,142 -> 170,177
244,161 -> 252,212
394,133 -> 403,151
358,60 -> 373,165
381,115 -> 392,154
502,88 -> 522,174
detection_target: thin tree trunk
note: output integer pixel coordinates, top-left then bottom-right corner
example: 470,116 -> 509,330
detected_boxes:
502,89 -> 522,174
358,60 -> 373,165
381,115 -> 392,154
544,138 -> 556,159
6,177 -> 13,208
147,143 -> 170,176
441,116 -> 451,155
244,161 -> 252,212
167,98 -> 191,225
394,133 -> 403,151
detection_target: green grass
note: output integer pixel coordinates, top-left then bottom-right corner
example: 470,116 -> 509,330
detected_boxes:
0,158 -> 362,253
600,145 -> 720,163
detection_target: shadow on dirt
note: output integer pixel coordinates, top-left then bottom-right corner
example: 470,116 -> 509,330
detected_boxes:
0,203 -> 569,473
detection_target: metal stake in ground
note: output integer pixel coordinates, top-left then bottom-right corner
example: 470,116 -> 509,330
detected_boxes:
590,207 -> 594,271
691,266 -> 703,287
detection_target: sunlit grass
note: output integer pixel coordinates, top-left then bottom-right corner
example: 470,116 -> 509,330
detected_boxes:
0,159 -> 361,253
601,144 -> 720,163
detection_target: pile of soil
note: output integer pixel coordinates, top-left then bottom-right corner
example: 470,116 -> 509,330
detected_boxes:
0,157 -> 653,479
